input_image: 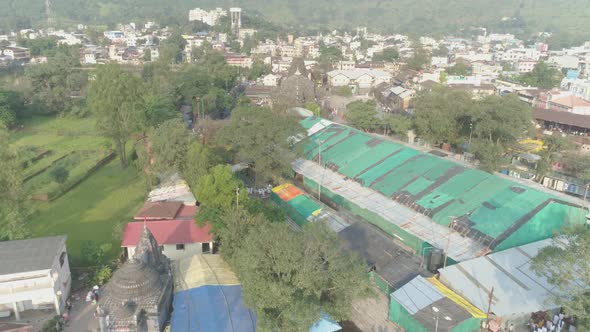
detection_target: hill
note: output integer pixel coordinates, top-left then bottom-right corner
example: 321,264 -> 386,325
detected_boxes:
1,0 -> 589,44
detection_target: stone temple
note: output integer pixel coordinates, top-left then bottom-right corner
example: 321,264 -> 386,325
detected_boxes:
96,225 -> 173,332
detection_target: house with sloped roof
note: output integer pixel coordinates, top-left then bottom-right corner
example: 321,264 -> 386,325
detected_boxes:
122,220 -> 214,261
133,201 -> 196,221
0,236 -> 70,321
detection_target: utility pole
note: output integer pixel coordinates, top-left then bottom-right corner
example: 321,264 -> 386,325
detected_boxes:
443,217 -> 457,268
236,187 -> 240,209
486,287 -> 495,327
468,122 -> 473,146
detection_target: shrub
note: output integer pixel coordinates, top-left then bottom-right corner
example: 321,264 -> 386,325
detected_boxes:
334,86 -> 353,97
49,165 -> 69,184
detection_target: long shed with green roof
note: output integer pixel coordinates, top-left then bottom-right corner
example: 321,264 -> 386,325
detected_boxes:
295,117 -> 585,261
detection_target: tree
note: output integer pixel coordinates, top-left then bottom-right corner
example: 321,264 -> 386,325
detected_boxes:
517,62 -> 563,88
49,165 -> 69,184
531,227 -> 590,330
247,59 -> 270,80
195,164 -> 248,224
345,100 -> 380,132
470,139 -> 505,173
93,265 -> 113,285
472,94 -> 533,145
561,152 -> 590,181
25,51 -> 83,114
216,208 -> 265,260
158,30 -> 186,64
432,45 -> 449,57
148,119 -> 193,176
216,106 -> 302,185
0,89 -> 25,128
244,198 -> 286,222
406,46 -> 431,71
229,221 -> 372,332
446,62 -> 471,76
81,241 -> 111,265
141,93 -> 177,129
413,87 -> 474,145
372,48 -> 399,62
382,113 -> 412,140
304,102 -> 321,116
536,135 -> 574,182
0,129 -> 29,240
88,64 -> 144,167
333,86 -> 353,97
183,141 -> 222,188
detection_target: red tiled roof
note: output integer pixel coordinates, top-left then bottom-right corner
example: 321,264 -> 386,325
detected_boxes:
175,204 -> 198,220
133,201 -> 183,220
550,95 -> 590,108
121,220 -> 213,247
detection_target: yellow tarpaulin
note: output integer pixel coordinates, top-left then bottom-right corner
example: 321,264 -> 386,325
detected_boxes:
172,255 -> 241,293
272,183 -> 292,193
427,277 -> 487,319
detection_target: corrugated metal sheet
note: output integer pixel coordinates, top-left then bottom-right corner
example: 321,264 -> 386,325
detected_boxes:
391,276 -> 444,315
293,159 -> 488,261
438,239 -> 560,318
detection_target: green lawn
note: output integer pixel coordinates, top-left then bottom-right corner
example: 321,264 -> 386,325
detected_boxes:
10,115 -> 147,266
29,160 -> 146,266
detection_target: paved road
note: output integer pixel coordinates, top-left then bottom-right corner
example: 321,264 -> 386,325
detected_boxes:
65,291 -> 99,332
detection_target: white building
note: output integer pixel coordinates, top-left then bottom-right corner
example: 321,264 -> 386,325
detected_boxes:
262,73 -> 280,87
239,28 -> 257,40
548,55 -> 580,70
562,78 -> 590,101
0,236 -> 71,321
188,8 -> 227,26
517,59 -> 538,73
431,56 -> 449,68
471,62 -> 502,77
327,69 -> 392,90
122,220 -> 215,261
496,48 -> 541,62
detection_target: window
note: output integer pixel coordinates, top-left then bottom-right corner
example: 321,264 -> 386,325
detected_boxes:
59,252 -> 66,268
176,244 -> 185,250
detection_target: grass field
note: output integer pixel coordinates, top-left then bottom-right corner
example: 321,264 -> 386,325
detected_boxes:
29,160 -> 146,266
10,115 -> 147,266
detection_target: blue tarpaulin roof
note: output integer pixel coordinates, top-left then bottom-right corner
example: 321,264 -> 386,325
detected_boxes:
310,315 -> 342,332
170,285 -> 256,332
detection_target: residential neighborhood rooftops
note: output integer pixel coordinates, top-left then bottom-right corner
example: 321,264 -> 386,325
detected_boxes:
0,235 -> 66,275
327,68 -> 391,79
121,220 -> 213,247
550,94 -> 590,108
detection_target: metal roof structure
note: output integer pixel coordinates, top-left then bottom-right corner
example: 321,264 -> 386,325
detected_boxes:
438,239 -> 560,318
295,118 -> 585,259
0,236 -> 66,275
293,158 -> 488,261
391,276 -> 486,331
339,222 -> 432,289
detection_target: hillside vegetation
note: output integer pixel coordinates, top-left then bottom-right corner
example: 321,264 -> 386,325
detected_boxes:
1,0 -> 589,43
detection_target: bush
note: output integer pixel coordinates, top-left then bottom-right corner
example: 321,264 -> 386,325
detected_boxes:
334,86 -> 353,97
93,265 -> 113,285
49,165 -> 69,184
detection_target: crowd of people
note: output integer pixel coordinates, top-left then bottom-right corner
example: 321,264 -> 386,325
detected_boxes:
525,310 -> 577,332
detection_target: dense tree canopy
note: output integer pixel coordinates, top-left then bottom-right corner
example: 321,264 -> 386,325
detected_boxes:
517,62 -> 563,88
148,119 -> 193,176
532,227 -> 590,330
25,50 -> 86,114
216,106 -> 302,185
345,100 -> 380,132
0,89 -> 25,128
0,129 -> 29,240
220,211 -> 373,332
87,64 -> 144,167
372,48 -> 399,62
